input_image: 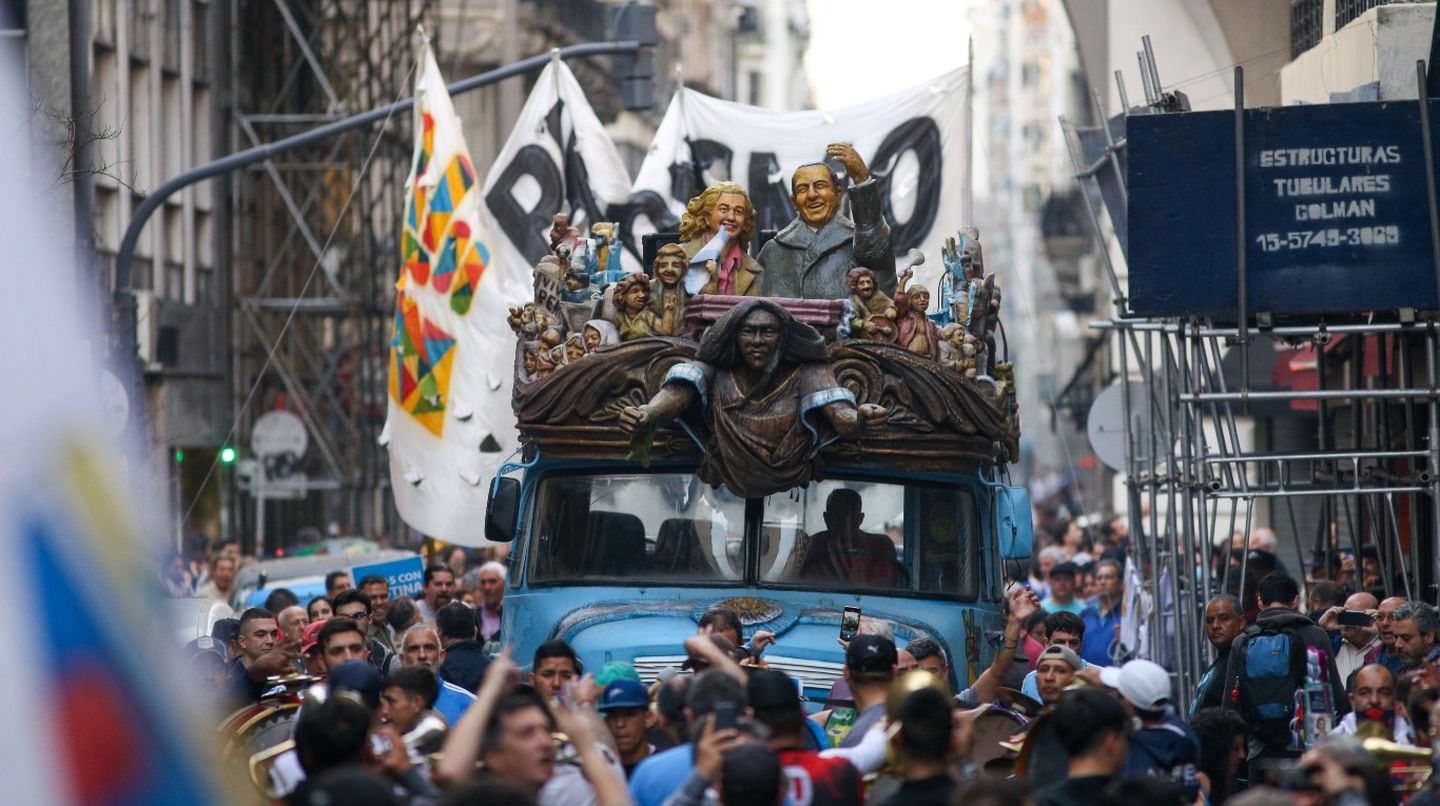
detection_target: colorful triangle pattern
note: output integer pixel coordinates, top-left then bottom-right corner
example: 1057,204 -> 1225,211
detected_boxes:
387,90 -> 490,438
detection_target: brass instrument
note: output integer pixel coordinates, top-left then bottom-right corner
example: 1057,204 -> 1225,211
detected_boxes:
247,738 -> 296,800
1361,737 -> 1434,794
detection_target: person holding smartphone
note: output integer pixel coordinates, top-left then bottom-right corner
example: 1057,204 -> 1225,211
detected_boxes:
832,635 -> 899,749
1317,591 -> 1381,685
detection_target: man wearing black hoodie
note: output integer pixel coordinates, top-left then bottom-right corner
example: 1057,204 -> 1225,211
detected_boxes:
1223,573 -> 1348,761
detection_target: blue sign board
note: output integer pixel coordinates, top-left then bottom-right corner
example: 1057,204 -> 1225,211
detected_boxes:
1128,101 -> 1440,318
352,556 -> 425,599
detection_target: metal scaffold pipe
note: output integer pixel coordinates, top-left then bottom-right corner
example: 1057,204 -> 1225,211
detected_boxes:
1092,320 -> 1439,337
1183,388 -> 1440,402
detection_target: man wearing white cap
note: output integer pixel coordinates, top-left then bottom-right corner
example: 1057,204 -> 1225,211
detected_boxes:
1100,659 -> 1201,798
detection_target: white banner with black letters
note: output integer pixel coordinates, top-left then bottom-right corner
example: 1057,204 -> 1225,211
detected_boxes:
480,66 -> 972,292
630,66 -> 971,295
479,59 -> 639,275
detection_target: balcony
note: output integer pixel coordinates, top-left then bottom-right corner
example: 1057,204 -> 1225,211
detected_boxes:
1336,0 -> 1414,30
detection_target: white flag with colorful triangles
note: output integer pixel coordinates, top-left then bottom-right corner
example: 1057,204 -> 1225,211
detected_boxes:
384,45 -> 531,544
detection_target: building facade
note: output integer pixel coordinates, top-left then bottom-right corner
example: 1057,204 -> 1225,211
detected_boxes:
18,0 -> 810,555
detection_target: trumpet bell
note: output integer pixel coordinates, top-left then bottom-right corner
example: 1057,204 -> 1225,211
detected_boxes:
1362,736 -> 1433,761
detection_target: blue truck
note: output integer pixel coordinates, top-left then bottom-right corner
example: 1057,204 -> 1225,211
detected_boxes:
488,277 -> 1029,703
486,459 -> 1031,704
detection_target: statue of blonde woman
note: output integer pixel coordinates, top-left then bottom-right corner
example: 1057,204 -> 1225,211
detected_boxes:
679,182 -> 762,296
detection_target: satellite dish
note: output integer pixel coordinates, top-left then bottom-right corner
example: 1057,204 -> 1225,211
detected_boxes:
251,410 -> 308,459
1087,380 -> 1160,472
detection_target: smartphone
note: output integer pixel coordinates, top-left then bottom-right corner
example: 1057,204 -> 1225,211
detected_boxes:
840,606 -> 862,642
1337,609 -> 1374,627
713,701 -> 738,731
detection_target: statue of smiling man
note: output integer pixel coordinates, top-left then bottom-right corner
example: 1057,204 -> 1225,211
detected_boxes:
758,143 -> 896,300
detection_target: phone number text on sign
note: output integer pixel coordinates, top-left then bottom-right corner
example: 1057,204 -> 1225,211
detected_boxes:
1254,225 -> 1400,253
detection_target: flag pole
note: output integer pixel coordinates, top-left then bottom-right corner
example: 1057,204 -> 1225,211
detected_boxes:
964,36 -> 974,225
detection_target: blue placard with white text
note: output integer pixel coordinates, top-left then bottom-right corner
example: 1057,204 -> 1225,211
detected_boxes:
352,556 -> 425,598
1128,101 -> 1440,317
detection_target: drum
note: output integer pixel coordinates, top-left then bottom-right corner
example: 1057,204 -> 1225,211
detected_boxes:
216,674 -> 315,769
967,705 -> 1025,777
222,702 -> 300,765
969,704 -> 1029,773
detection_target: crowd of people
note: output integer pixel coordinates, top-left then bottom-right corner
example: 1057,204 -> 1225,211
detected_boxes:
169,522 -> 1440,806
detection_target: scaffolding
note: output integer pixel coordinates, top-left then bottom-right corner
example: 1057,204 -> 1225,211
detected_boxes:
1061,43 -> 1440,694
230,0 -> 431,551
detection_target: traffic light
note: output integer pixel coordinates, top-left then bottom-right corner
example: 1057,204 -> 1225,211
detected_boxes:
174,448 -> 184,463
611,2 -> 657,111
220,446 -> 237,464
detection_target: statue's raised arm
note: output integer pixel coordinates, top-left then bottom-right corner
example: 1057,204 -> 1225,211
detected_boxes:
757,142 -> 896,300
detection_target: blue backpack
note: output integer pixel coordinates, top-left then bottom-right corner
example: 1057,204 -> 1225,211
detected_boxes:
1236,624 -> 1302,744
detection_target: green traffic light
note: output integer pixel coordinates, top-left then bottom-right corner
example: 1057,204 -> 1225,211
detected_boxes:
174,449 -> 184,463
220,446 -> 237,464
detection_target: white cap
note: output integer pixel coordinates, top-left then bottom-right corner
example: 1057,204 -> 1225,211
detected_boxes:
1098,659 -> 1172,712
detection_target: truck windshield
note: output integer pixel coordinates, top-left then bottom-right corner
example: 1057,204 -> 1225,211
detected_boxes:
530,473 -> 748,583
527,473 -> 982,598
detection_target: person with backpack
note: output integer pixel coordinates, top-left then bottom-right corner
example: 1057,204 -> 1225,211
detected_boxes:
1222,573 -> 1349,762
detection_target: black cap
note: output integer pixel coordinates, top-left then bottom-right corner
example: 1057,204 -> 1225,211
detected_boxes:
329,660 -> 383,711
211,617 -> 240,646
747,669 -> 802,716
1049,561 -> 1078,579
845,634 -> 897,680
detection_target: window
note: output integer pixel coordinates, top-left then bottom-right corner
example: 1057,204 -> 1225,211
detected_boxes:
1291,0 -> 1323,59
528,473 -> 747,585
525,472 -> 984,601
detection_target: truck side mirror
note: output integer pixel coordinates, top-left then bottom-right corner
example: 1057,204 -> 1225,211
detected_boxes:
485,477 -> 522,543
994,486 -> 1033,560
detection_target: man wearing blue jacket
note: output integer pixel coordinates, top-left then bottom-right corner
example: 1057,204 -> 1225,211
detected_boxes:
1100,658 -> 1201,799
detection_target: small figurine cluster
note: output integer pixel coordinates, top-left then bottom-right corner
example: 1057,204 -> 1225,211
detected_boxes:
842,232 -> 1002,383
933,228 -> 1001,381
509,215 -> 696,382
846,262 -> 945,359
509,301 -> 624,381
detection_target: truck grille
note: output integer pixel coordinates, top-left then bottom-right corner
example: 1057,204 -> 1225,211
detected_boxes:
631,654 -> 845,695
